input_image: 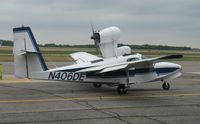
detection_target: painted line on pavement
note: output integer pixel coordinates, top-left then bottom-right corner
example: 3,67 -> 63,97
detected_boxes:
0,92 -> 199,103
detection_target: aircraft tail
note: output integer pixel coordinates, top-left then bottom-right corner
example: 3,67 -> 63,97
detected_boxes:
13,26 -> 48,78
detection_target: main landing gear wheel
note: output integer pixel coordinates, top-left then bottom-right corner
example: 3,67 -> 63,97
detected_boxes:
162,82 -> 170,90
93,83 -> 102,88
117,84 -> 128,95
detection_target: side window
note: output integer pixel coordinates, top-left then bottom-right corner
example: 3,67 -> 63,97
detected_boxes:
141,55 -> 147,59
127,58 -> 139,62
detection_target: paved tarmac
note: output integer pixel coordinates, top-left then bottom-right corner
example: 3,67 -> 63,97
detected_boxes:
0,62 -> 199,124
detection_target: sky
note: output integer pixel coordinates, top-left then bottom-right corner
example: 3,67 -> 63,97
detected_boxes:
0,0 -> 200,48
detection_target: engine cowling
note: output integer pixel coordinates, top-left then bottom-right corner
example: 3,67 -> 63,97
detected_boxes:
99,26 -> 120,44
96,27 -> 120,58
95,26 -> 131,58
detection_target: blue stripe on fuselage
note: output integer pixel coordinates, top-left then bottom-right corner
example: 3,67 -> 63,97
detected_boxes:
155,67 -> 179,74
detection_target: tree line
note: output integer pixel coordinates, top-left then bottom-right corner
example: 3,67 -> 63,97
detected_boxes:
0,40 -> 192,50
0,40 -> 13,46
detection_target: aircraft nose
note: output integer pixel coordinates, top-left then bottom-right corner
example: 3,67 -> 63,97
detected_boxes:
176,63 -> 181,69
173,63 -> 182,71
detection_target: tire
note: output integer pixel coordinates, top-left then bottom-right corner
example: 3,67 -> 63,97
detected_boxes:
117,84 -> 127,95
93,83 -> 102,88
162,82 -> 170,90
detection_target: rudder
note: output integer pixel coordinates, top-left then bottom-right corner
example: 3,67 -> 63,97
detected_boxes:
13,26 -> 48,78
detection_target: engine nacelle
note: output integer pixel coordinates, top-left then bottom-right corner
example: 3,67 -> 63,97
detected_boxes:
117,46 -> 131,56
99,26 -> 120,44
97,27 -> 120,58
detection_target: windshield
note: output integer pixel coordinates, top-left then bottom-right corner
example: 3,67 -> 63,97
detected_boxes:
141,55 -> 147,59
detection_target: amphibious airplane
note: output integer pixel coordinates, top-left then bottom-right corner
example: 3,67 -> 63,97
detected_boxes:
13,26 -> 182,94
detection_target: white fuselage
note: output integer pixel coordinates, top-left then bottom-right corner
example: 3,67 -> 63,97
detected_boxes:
29,54 -> 182,85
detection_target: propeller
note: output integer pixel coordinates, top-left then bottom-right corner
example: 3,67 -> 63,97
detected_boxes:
90,24 -> 100,54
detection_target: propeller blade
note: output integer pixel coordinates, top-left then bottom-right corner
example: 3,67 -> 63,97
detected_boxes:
90,23 -> 100,55
91,23 -> 95,34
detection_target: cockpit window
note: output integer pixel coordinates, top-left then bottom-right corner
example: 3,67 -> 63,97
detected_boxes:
141,55 -> 147,59
127,58 -> 139,62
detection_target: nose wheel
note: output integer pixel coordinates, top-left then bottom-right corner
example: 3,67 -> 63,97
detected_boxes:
117,84 -> 128,95
93,83 -> 102,88
162,82 -> 170,90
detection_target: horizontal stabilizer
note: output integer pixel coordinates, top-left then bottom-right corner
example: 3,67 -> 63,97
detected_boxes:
18,50 -> 40,56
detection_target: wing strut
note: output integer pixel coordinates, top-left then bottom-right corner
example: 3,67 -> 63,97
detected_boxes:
125,69 -> 130,87
117,70 -> 129,95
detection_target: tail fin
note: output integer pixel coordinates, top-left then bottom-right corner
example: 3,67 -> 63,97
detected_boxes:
13,26 -> 48,78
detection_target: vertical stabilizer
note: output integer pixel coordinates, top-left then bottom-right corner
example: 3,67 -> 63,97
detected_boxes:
13,26 -> 48,78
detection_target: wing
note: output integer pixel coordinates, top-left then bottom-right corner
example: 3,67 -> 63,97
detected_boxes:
77,63 -> 127,73
70,52 -> 103,64
127,54 -> 183,68
77,54 -> 183,73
